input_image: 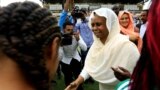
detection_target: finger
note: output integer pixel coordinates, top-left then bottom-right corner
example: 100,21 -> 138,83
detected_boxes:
114,69 -> 124,75
118,66 -> 129,72
111,67 -> 118,72
69,82 -> 78,89
64,86 -> 71,90
65,84 -> 75,90
70,82 -> 76,87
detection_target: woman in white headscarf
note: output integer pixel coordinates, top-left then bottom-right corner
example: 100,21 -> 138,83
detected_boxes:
65,8 -> 140,90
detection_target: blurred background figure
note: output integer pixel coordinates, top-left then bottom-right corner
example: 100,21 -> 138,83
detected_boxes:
138,10 -> 148,39
136,0 -> 151,39
112,4 -> 124,16
75,8 -> 93,68
59,21 -> 87,90
118,11 -> 143,52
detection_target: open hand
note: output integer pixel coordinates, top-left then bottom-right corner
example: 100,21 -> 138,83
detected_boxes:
111,66 -> 131,81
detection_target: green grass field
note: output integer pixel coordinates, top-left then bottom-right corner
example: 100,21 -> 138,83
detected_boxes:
52,74 -> 99,90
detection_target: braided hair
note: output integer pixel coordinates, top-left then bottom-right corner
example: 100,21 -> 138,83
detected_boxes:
0,1 -> 61,90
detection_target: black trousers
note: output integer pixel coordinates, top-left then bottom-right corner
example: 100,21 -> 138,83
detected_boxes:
61,58 -> 83,90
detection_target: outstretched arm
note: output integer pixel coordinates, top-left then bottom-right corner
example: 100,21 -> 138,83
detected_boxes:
64,0 -> 74,11
58,0 -> 74,31
65,75 -> 84,90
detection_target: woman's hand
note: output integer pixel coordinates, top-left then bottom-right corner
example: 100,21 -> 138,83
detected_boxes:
65,81 -> 79,90
129,34 -> 139,42
111,66 -> 131,81
65,75 -> 84,90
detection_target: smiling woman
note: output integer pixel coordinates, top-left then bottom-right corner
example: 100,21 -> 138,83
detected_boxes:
91,13 -> 109,44
118,11 -> 143,53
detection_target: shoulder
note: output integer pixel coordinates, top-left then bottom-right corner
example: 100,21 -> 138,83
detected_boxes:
112,36 -> 139,54
121,41 -> 139,53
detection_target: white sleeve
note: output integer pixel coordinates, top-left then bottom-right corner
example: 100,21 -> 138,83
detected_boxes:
80,69 -> 90,81
78,36 -> 87,51
58,47 -> 63,61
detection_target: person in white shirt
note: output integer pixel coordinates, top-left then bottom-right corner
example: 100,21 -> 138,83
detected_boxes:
59,21 -> 87,90
65,8 -> 140,90
139,10 -> 148,39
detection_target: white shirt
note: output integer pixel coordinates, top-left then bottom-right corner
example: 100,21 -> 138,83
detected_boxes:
140,22 -> 148,39
59,35 -> 87,64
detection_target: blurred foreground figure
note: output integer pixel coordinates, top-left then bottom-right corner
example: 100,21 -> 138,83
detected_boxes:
130,0 -> 160,89
0,1 -> 61,90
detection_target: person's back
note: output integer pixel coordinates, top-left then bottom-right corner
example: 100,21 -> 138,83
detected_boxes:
0,1 -> 61,90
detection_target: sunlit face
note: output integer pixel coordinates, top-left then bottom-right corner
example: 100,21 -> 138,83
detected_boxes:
64,25 -> 74,34
91,14 -> 109,43
119,13 -> 130,28
45,37 -> 61,79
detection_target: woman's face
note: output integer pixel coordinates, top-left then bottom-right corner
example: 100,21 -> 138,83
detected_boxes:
91,15 -> 109,43
119,13 -> 130,28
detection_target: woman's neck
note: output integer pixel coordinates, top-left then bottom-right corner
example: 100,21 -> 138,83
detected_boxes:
0,53 -> 35,90
100,36 -> 108,44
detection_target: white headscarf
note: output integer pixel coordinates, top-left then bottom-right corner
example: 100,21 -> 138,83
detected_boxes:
84,8 -> 140,85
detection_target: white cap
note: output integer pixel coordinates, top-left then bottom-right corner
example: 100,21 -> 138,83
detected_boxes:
143,0 -> 152,10
0,0 -> 43,7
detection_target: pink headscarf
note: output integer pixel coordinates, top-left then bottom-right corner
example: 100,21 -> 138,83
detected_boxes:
118,11 -> 143,53
118,11 -> 135,34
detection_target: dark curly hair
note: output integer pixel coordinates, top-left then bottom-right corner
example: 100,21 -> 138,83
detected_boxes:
0,1 -> 61,90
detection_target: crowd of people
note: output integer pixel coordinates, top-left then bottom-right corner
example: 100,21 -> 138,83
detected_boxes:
0,0 -> 160,90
